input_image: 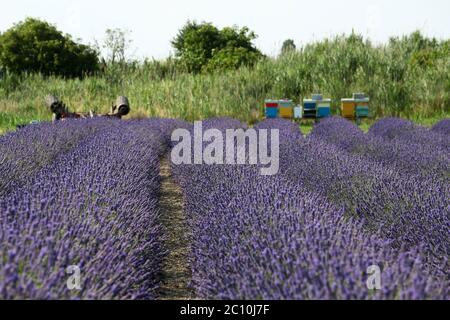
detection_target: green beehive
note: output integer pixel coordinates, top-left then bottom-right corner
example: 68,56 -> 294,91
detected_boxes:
354,96 -> 370,118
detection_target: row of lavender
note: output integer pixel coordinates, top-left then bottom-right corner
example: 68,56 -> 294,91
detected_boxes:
0,119 -> 186,299
310,118 -> 450,182
171,118 -> 449,299
371,118 -> 450,152
0,120 -> 115,197
432,119 -> 450,136
272,118 -> 449,277
306,117 -> 449,255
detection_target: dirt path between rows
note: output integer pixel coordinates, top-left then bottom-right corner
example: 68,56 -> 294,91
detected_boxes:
158,156 -> 195,300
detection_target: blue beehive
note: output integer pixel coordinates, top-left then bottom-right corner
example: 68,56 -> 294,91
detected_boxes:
303,99 -> 317,118
265,107 -> 278,118
316,99 -> 331,118
304,101 -> 317,109
265,99 -> 279,119
317,108 -> 331,118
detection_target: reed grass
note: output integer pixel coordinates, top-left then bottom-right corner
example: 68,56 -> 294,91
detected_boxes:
1,32 -> 448,132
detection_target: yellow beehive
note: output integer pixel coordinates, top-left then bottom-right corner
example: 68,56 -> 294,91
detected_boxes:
341,99 -> 356,118
279,107 -> 293,118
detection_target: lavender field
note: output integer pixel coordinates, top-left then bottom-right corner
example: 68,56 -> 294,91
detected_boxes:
0,117 -> 449,300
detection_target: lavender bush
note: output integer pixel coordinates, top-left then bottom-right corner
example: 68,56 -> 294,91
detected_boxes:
432,119 -> 450,135
253,118 -> 303,141
310,117 -> 450,182
1,115 -> 448,300
0,119 -> 175,299
0,120 -> 113,196
272,120 -> 449,277
171,118 -> 448,299
369,117 -> 450,153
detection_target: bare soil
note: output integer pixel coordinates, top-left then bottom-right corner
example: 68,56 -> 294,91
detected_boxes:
158,156 -> 195,300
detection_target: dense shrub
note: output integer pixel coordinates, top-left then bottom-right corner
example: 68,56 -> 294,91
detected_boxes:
0,18 -> 99,78
171,21 -> 263,73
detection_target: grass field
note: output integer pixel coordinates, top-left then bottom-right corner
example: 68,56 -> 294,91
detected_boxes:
0,32 -> 448,134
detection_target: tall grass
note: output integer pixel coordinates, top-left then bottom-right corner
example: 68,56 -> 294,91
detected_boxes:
0,32 -> 449,131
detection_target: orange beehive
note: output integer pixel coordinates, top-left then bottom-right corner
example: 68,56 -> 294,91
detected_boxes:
341,99 -> 356,118
278,99 -> 294,119
279,108 -> 293,118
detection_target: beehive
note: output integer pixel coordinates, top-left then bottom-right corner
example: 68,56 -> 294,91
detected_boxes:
317,99 -> 331,118
355,97 -> 370,118
265,100 -> 279,108
279,107 -> 293,118
353,93 -> 366,100
265,99 -> 279,119
354,100 -> 369,107
341,98 -> 356,118
294,106 -> 303,119
278,100 -> 294,119
356,106 -> 369,118
303,99 -> 317,118
265,107 -> 278,118
278,100 -> 293,108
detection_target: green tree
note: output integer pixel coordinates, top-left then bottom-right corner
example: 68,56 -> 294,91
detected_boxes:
281,39 -> 296,55
171,21 -> 262,73
0,18 -> 99,77
205,47 -> 262,72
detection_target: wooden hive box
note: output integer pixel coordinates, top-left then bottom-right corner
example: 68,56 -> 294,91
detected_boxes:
265,107 -> 279,118
294,106 -> 303,119
265,99 -> 279,108
265,99 -> 279,118
279,99 -> 294,119
279,108 -> 293,118
355,97 -> 370,118
317,99 -> 331,118
341,98 -> 356,118
303,99 -> 317,118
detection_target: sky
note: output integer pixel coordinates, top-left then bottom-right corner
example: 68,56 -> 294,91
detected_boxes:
0,0 -> 449,59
